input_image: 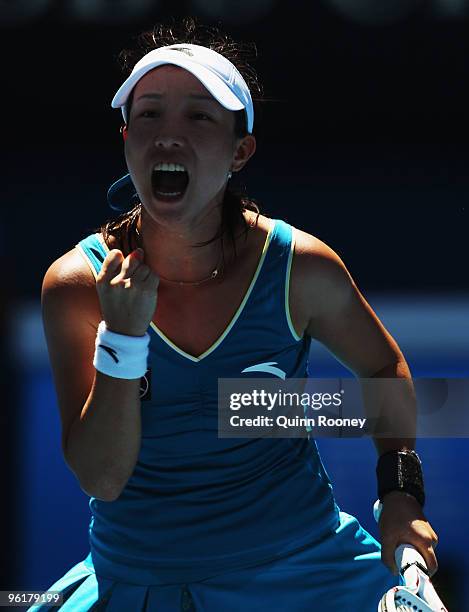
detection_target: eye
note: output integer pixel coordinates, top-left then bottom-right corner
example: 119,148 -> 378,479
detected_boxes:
191,112 -> 212,121
139,110 -> 160,118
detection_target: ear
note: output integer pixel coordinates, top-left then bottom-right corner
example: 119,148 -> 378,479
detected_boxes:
120,125 -> 128,142
231,134 -> 256,173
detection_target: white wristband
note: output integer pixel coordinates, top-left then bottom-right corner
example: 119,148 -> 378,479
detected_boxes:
93,321 -> 150,380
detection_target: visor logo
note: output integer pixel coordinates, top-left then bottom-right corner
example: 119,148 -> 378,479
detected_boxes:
168,46 -> 194,57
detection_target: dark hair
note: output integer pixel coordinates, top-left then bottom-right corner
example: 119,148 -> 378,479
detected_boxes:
98,16 -> 265,259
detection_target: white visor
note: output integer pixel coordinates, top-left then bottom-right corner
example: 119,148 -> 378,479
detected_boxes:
111,43 -> 254,133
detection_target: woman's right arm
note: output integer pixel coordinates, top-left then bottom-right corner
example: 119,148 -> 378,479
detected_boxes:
41,247 -> 158,501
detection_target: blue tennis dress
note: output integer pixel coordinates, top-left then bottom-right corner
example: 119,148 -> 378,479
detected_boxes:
30,218 -> 394,611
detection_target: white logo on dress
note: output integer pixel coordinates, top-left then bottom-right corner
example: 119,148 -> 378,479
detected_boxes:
241,362 -> 286,379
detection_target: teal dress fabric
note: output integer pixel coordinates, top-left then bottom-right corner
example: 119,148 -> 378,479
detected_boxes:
28,218 -> 395,611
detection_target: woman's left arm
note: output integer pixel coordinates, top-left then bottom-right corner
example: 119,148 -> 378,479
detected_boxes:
293,229 -> 439,576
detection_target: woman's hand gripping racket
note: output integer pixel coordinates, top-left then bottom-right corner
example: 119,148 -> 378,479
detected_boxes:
373,500 -> 448,612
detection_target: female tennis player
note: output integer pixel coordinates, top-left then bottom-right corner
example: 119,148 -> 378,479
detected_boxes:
32,18 -> 439,611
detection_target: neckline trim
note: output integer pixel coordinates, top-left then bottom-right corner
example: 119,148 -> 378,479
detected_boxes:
97,218 -> 276,363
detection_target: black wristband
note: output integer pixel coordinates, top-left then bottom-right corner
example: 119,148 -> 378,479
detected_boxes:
377,449 -> 425,507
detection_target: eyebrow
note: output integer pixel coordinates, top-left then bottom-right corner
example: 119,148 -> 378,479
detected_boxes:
135,93 -> 217,103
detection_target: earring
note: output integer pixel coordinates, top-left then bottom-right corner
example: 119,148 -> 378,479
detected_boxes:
227,171 -> 233,180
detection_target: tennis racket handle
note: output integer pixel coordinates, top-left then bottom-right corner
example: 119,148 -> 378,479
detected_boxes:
394,543 -> 427,571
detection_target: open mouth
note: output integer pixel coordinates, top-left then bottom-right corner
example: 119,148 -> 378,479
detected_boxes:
151,163 -> 189,202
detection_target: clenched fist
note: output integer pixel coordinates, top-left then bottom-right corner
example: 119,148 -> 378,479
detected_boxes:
96,248 -> 159,337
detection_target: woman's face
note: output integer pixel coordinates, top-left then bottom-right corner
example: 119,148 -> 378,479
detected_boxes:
125,65 -> 256,226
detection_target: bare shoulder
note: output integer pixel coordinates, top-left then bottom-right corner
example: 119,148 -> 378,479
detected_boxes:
43,247 -> 96,291
292,226 -> 347,273
41,246 -> 102,326
290,225 -> 400,373
289,225 -> 355,322
292,226 -> 352,288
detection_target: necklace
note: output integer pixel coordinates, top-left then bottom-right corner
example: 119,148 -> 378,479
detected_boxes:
134,225 -> 224,286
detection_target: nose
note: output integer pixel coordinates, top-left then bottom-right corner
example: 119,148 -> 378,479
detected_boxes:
154,132 -> 184,149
